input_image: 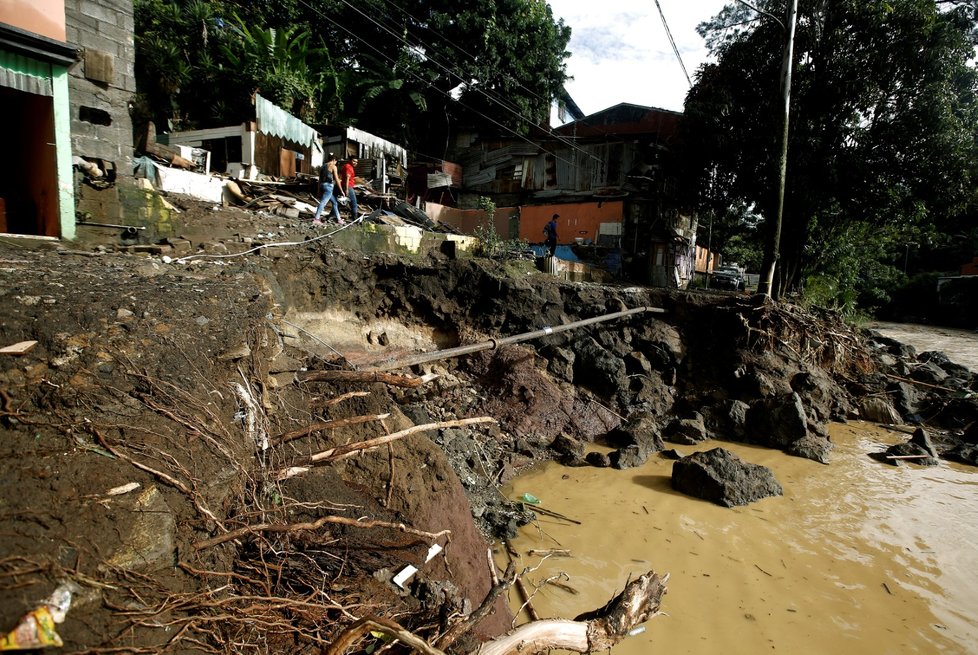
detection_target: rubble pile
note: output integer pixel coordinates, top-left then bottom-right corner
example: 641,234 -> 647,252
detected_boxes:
0,227 -> 974,653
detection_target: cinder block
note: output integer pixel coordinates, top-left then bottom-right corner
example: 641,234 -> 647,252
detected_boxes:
79,0 -> 113,22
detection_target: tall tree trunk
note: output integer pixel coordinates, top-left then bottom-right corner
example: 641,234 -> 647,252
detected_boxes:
758,0 -> 800,298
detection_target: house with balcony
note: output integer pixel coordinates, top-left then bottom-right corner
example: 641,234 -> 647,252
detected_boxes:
440,103 -> 699,287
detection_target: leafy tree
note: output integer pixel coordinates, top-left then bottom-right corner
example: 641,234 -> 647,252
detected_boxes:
220,14 -> 339,122
134,0 -> 572,155
682,0 -> 978,308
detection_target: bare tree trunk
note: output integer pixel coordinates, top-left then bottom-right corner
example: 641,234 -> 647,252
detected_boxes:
758,0 -> 799,297
472,570 -> 668,655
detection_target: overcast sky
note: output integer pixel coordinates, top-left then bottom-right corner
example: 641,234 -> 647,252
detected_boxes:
548,0 -> 731,121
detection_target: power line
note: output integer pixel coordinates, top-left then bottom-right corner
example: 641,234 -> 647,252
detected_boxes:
653,0 -> 691,87
294,0 -> 600,169
329,0 -> 600,163
369,0 -> 557,111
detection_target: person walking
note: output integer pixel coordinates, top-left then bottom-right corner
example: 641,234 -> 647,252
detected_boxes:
313,153 -> 344,225
543,213 -> 559,256
340,157 -> 359,218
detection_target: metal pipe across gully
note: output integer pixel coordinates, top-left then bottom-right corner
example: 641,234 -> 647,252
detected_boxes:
366,305 -> 666,372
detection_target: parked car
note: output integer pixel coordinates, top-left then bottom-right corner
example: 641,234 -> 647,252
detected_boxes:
711,265 -> 745,291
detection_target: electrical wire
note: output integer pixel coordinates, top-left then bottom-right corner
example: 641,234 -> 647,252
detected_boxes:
294,0 -> 599,169
653,0 -> 691,87
329,0 -> 602,164
368,0 -> 558,111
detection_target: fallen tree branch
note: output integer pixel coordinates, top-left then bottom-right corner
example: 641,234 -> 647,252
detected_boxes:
271,413 -> 391,446
325,570 -> 667,655
298,369 -> 425,388
883,372 -> 956,393
474,570 -> 668,655
435,562 -> 516,650
192,515 -> 451,551
275,417 -> 496,480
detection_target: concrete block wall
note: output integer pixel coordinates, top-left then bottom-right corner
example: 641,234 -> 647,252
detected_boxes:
64,0 -> 135,177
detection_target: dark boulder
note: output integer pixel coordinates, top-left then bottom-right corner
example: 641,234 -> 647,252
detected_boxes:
746,392 -> 808,448
918,351 -> 974,381
671,448 -> 783,507
545,346 -> 576,383
873,428 -> 938,467
910,360 -> 949,386
943,443 -> 978,467
786,435 -> 833,464
859,397 -> 902,425
910,426 -> 937,457
585,451 -> 611,468
550,433 -> 586,465
866,331 -> 917,359
725,400 -> 750,439
664,413 -> 708,445
605,412 -> 664,453
603,413 -> 664,469
573,337 -> 626,399
610,444 -> 647,469
790,370 -> 836,422
888,381 -> 921,419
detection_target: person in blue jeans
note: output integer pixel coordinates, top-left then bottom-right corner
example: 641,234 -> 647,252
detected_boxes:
340,157 -> 359,218
313,153 -> 344,225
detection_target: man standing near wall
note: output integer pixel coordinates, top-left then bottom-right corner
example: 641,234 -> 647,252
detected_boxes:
340,157 -> 359,218
544,213 -> 559,256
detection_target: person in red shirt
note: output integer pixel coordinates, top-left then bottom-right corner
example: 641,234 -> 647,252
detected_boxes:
339,157 -> 359,218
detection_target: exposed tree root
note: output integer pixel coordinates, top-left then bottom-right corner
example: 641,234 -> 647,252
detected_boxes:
325,570 -> 668,655
192,515 -> 451,551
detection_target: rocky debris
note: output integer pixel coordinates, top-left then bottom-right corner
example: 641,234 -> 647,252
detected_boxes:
550,433 -> 587,465
786,434 -> 833,464
671,448 -> 783,507
103,485 -> 175,571
544,346 -> 575,382
872,427 -> 939,466
663,412 -> 708,445
944,443 -> 978,466
742,392 -> 831,462
573,336 -> 627,400
859,396 -> 903,424
724,399 -> 750,439
3,210 -> 978,653
602,412 -> 664,469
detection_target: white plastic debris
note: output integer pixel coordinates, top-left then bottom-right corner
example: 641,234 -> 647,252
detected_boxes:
424,543 -> 443,563
392,565 -> 418,589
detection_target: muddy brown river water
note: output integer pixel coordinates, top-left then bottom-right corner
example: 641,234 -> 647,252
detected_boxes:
501,422 -> 978,654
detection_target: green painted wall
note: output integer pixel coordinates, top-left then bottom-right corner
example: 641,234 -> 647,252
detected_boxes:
52,64 -> 75,240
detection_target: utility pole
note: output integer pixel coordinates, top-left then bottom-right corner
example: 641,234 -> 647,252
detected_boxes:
756,0 -> 799,298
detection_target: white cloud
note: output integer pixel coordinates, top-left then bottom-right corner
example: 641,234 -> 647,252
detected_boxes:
549,0 -> 730,119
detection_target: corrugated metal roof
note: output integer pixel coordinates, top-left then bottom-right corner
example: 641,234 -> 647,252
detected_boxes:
0,49 -> 53,96
255,94 -> 317,147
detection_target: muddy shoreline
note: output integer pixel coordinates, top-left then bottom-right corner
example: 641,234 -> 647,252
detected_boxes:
1,211 -> 975,653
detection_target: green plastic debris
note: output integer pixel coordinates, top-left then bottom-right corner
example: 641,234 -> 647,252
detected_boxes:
520,492 -> 541,505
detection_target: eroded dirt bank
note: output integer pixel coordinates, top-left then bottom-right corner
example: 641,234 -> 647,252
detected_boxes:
0,217 -> 975,653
